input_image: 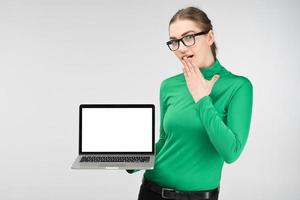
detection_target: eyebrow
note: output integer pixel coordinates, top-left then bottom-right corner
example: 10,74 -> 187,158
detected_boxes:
169,30 -> 196,40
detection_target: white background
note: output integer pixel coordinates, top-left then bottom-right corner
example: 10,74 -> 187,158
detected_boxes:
0,0 -> 299,199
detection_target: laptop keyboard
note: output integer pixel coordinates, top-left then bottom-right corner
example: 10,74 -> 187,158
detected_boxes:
80,156 -> 150,163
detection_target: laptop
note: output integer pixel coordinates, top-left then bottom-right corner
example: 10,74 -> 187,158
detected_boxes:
71,104 -> 155,170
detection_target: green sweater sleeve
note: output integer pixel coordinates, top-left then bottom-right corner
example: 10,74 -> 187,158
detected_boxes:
194,79 -> 253,164
126,81 -> 167,174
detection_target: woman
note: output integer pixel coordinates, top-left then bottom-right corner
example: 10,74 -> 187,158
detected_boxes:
127,6 -> 253,200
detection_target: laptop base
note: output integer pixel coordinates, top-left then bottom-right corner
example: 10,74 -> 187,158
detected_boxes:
71,155 -> 154,170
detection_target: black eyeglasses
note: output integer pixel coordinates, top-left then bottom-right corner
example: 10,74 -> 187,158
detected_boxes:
166,30 -> 210,51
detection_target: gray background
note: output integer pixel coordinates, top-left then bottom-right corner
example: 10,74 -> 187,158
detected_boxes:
1,0 -> 299,199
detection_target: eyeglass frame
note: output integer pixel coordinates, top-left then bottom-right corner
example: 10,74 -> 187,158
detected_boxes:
166,30 -> 211,51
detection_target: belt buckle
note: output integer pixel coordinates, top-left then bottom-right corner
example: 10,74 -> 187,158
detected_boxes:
162,187 -> 175,199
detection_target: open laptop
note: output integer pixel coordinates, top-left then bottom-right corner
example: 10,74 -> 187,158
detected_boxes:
71,104 -> 155,170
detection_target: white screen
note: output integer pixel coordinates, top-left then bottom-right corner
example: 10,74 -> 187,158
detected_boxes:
81,107 -> 153,152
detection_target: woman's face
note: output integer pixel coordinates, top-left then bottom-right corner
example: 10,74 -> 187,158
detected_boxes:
168,19 -> 215,68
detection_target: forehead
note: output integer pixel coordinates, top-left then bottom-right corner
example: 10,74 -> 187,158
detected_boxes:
169,19 -> 201,38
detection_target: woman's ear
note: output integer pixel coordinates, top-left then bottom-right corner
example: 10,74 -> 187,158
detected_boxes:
207,29 -> 215,46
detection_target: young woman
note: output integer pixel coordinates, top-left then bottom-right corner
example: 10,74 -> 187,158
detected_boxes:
127,6 -> 253,200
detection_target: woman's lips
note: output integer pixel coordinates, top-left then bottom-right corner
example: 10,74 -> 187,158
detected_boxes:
182,55 -> 194,60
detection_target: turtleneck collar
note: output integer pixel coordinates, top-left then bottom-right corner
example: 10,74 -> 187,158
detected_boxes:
199,58 -> 230,79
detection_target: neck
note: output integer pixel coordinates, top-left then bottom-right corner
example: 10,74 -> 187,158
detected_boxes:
198,53 -> 215,69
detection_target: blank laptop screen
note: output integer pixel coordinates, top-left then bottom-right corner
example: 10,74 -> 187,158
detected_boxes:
81,107 -> 153,152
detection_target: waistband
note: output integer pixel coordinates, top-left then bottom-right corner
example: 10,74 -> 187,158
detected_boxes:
142,177 -> 219,200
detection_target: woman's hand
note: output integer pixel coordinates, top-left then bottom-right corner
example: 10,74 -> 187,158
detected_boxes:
181,56 -> 219,103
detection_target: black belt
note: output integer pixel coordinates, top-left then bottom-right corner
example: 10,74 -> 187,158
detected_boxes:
142,177 -> 219,200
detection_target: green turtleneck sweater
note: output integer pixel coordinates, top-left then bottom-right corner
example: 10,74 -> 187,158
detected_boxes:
126,58 -> 253,191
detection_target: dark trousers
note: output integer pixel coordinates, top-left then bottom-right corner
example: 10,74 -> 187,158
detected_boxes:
137,181 -> 219,200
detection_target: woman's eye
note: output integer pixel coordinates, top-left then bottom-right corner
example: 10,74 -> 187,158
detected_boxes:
185,35 -> 193,40
171,40 -> 178,45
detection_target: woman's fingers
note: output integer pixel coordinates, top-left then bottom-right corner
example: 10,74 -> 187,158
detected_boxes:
185,57 -> 205,79
182,58 -> 191,78
209,74 -> 220,87
182,65 -> 189,80
183,57 -> 195,74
